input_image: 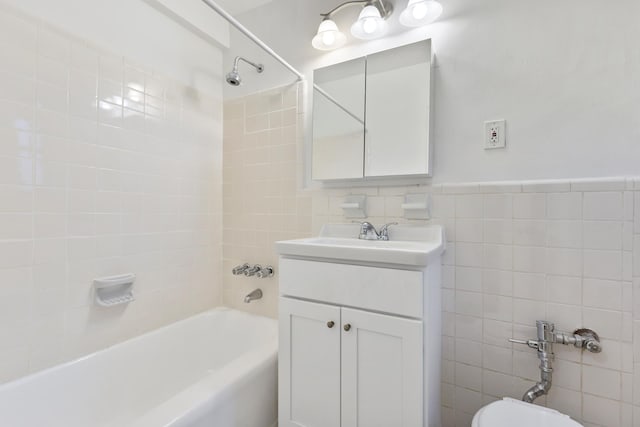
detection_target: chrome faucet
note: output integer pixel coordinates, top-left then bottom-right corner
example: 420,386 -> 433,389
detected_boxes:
244,288 -> 263,303
357,222 -> 398,241
510,320 -> 602,403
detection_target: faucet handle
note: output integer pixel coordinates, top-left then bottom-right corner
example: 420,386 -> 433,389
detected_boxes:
256,266 -> 274,279
572,328 -> 602,353
232,263 -> 250,275
508,338 -> 539,350
244,264 -> 261,277
378,222 -> 398,241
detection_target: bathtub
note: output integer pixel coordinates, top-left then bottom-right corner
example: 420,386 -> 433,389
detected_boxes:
0,307 -> 278,427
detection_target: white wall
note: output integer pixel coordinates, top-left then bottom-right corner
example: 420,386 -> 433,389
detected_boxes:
2,0 -> 227,95
223,85 -> 640,425
226,0 -> 640,183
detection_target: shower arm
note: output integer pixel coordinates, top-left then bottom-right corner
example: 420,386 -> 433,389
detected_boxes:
200,0 -> 305,81
233,56 -> 264,73
201,0 -> 364,128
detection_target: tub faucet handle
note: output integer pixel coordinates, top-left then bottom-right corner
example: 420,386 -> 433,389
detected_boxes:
232,263 -> 250,275
256,266 -> 274,278
244,264 -> 261,277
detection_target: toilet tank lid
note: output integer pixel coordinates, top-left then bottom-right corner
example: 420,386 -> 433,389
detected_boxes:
473,398 -> 584,427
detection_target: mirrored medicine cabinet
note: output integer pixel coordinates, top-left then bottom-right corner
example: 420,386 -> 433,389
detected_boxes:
312,39 -> 432,181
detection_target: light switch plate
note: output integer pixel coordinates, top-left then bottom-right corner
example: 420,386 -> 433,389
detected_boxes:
484,119 -> 506,149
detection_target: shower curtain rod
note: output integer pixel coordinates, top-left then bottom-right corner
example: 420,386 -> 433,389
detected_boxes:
200,0 -> 305,81
200,0 -> 365,126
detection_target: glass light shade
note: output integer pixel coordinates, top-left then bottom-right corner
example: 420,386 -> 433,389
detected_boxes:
399,0 -> 443,27
350,5 -> 388,40
312,19 -> 347,51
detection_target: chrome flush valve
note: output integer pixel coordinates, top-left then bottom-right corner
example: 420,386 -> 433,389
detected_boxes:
509,320 -> 602,404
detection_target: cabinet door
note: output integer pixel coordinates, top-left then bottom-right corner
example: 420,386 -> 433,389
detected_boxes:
341,308 -> 423,427
279,298 -> 342,427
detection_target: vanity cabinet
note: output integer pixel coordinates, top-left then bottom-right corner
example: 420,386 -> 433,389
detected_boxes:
277,259 -> 441,427
276,224 -> 444,427
278,298 -> 341,427
279,298 -> 423,427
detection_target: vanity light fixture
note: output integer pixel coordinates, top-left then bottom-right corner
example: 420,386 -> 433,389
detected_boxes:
312,0 -> 442,51
350,2 -> 390,40
312,18 -> 347,50
312,0 -> 393,50
399,0 -> 443,27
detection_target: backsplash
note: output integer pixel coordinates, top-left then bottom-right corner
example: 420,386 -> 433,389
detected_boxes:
225,82 -> 638,426
0,6 -> 223,382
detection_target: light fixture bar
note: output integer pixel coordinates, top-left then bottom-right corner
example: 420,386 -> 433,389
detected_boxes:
313,0 -> 442,51
319,0 -> 393,20
320,0 -> 368,18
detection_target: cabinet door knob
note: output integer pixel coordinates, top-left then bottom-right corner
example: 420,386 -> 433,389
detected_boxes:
344,323 -> 351,332
327,321 -> 335,328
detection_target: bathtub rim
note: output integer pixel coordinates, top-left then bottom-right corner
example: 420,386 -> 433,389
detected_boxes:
0,306 -> 277,392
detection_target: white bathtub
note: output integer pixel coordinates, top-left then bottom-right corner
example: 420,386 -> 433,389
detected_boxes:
0,307 -> 278,427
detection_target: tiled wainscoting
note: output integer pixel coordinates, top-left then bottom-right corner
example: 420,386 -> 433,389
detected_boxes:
0,5 -> 223,382
433,181 -> 637,427
316,180 -> 640,427
312,180 -> 639,427
225,84 -> 639,426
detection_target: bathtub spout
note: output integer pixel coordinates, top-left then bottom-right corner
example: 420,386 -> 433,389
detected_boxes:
244,288 -> 263,303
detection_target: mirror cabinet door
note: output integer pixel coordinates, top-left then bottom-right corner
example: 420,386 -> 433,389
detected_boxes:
312,57 -> 366,180
311,40 -> 431,181
364,41 -> 431,177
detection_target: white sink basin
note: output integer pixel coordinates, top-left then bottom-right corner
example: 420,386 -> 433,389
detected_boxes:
276,224 -> 445,267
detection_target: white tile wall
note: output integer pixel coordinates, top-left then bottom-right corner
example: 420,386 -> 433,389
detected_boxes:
431,183 -> 637,426
0,6 -> 223,382
222,84 -> 311,317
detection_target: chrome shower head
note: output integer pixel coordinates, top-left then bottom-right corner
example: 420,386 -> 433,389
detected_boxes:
226,70 -> 241,86
226,56 -> 264,86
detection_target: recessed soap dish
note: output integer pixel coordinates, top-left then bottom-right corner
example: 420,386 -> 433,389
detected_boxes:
93,274 -> 136,307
